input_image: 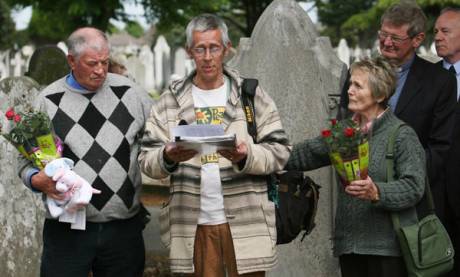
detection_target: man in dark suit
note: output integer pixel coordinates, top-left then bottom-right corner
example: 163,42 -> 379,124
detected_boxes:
339,3 -> 457,220
434,7 -> 460,276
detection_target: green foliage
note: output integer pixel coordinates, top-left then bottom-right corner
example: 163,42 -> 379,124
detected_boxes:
6,0 -> 127,44
125,20 -> 144,38
0,0 -> 16,50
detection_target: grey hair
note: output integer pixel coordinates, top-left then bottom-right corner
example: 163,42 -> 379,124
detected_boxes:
381,3 -> 427,37
67,27 -> 110,59
185,14 -> 230,48
350,57 -> 396,108
440,7 -> 460,15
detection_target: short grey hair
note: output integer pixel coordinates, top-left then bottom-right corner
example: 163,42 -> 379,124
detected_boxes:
350,57 -> 396,108
67,27 -> 110,59
440,7 -> 460,15
381,3 -> 427,37
185,14 -> 230,49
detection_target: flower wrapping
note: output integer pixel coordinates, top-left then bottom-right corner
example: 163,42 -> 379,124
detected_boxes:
322,118 -> 369,186
0,107 -> 63,168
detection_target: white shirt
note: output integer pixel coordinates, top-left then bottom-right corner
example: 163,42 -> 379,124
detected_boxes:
191,78 -> 229,225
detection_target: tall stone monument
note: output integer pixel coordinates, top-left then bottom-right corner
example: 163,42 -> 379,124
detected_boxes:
0,76 -> 44,277
228,0 -> 347,275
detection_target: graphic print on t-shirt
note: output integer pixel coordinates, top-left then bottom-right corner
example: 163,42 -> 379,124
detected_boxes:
195,106 -> 225,164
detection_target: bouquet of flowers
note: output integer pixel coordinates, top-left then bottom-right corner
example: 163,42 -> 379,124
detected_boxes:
322,118 -> 369,186
0,106 -> 63,169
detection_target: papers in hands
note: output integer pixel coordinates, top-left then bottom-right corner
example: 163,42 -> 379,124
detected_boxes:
171,124 -> 236,155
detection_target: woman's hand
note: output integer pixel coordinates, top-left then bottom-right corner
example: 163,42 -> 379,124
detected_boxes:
345,176 -> 380,201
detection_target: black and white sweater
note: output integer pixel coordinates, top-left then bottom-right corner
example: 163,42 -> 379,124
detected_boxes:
19,73 -> 153,222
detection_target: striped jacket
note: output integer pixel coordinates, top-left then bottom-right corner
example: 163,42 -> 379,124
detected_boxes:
139,67 -> 291,274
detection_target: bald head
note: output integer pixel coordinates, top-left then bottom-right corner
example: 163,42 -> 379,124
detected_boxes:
67,27 -> 109,60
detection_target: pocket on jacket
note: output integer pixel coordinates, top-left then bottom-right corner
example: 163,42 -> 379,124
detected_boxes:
262,203 -> 277,247
159,204 -> 171,248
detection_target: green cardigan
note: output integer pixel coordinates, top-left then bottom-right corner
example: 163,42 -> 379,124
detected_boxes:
286,110 -> 426,257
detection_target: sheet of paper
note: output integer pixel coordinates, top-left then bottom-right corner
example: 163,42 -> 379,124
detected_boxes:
171,125 -> 235,155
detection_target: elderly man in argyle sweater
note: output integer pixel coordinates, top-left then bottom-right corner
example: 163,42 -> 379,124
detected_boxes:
18,27 -> 153,277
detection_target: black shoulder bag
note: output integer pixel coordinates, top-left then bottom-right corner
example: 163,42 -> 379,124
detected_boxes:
241,78 -> 320,244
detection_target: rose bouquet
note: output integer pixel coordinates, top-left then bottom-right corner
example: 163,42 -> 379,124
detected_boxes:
322,118 -> 369,186
0,107 -> 63,169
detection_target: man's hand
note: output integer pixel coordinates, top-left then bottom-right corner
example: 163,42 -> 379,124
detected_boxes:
218,142 -> 248,164
31,171 -> 64,201
164,143 -> 198,163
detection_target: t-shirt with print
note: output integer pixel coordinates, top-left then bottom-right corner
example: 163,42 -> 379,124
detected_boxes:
192,78 -> 229,225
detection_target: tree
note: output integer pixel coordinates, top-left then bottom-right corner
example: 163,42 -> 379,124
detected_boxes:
140,0 -> 289,48
0,0 -> 16,50
125,20 -> 144,38
6,0 -> 129,44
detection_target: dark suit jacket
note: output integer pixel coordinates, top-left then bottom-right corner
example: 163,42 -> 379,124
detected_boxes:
438,60 -> 460,217
339,55 -> 457,218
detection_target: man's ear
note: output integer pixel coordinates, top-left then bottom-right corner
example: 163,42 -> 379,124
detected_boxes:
223,42 -> 232,57
412,32 -> 425,48
186,47 -> 193,59
67,55 -> 76,70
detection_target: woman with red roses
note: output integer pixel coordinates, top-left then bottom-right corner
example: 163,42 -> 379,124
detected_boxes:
286,57 -> 426,277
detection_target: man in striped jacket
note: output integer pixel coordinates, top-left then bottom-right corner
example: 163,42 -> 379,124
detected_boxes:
139,14 -> 291,277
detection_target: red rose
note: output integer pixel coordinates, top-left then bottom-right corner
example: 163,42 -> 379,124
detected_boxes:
13,114 -> 21,123
321,129 -> 332,138
330,119 -> 337,126
5,108 -> 15,120
344,127 -> 354,137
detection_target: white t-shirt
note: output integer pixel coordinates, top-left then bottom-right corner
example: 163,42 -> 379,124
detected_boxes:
192,78 -> 229,225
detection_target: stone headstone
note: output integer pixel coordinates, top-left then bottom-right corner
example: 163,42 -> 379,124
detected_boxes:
11,51 -> 25,77
228,0 -> 345,275
126,55 -> 146,88
57,41 -> 68,55
154,35 -> 171,89
140,45 -> 155,92
0,76 -> 44,277
337,38 -> 351,67
174,47 -> 187,78
25,45 -> 70,88
0,50 -> 11,80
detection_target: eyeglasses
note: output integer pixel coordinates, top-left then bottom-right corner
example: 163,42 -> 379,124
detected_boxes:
192,46 -> 223,58
377,30 -> 411,44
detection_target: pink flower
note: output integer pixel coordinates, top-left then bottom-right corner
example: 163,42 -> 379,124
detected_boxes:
5,108 -> 15,120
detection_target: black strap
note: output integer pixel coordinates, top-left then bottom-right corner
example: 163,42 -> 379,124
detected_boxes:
241,79 -> 258,142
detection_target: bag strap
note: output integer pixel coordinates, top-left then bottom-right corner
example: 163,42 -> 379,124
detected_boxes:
386,123 -> 435,230
241,78 -> 258,143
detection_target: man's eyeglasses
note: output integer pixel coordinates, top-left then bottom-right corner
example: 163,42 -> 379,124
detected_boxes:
192,46 -> 223,57
377,31 -> 411,44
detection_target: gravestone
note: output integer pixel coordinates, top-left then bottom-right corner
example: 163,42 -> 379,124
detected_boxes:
11,51 -> 25,77
57,41 -> 68,55
140,45 -> 155,92
337,38 -> 351,67
154,36 -> 171,89
0,50 -> 10,80
0,76 -> 44,277
228,0 -> 346,275
174,47 -> 187,78
126,55 -> 146,89
25,45 -> 70,88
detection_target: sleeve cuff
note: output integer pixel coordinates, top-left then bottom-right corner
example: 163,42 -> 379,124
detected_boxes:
26,168 -> 41,193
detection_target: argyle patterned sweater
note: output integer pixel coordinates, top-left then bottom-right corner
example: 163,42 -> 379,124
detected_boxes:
19,73 -> 153,222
